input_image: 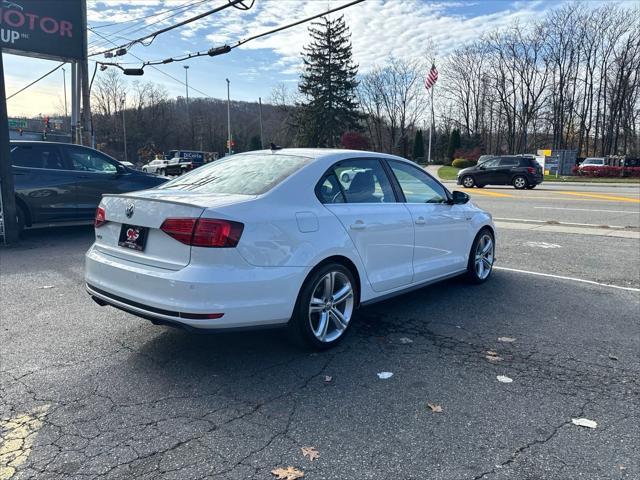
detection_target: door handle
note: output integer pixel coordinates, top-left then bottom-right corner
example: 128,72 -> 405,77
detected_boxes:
415,216 -> 426,225
350,221 -> 367,230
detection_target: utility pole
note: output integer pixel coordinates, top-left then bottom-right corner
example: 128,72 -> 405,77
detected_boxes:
121,95 -> 128,163
226,78 -> 232,155
80,0 -> 91,146
71,62 -> 78,143
62,67 -> 68,120
0,50 -> 19,243
184,65 -> 190,114
258,97 -> 264,149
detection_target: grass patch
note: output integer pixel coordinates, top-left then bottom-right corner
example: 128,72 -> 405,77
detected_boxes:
437,166 -> 460,181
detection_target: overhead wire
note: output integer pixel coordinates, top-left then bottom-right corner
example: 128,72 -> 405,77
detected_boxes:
6,63 -> 66,101
137,0 -> 366,68
88,0 -> 252,58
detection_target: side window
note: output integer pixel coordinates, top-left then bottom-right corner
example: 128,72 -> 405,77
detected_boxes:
316,174 -> 345,204
482,158 -> 501,167
499,157 -> 518,167
388,161 -> 448,204
333,159 -> 395,203
67,147 -> 117,173
10,144 -> 65,169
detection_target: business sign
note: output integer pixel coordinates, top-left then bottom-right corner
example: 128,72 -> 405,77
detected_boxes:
0,0 -> 83,61
8,118 -> 27,128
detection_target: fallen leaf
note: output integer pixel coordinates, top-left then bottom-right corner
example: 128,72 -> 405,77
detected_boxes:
324,375 -> 332,383
485,355 -> 503,362
498,337 -> 516,343
399,337 -> 413,344
427,403 -> 443,413
301,446 -> 320,461
608,353 -> 619,361
496,375 -> 513,383
572,418 -> 597,429
271,467 -> 304,480
486,350 -> 499,356
39,285 -> 55,289
377,372 -> 393,379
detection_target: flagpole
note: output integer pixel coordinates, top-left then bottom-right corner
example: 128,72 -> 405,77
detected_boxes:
427,84 -> 434,164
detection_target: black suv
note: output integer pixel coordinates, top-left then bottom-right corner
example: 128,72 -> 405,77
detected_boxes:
11,141 -> 167,233
457,155 -> 543,189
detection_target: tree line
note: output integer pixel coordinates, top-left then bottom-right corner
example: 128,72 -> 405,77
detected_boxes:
89,2 -> 639,164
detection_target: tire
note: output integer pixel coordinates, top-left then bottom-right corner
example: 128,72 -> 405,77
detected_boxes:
159,168 -> 166,176
142,167 -> 147,173
465,228 -> 495,284
341,172 -> 350,183
288,263 -> 357,350
461,175 -> 475,188
512,176 -> 527,189
16,203 -> 26,237
526,185 -> 536,189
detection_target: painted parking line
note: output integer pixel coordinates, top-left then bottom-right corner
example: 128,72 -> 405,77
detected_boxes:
556,191 -> 640,203
0,405 -> 49,480
495,266 -> 640,292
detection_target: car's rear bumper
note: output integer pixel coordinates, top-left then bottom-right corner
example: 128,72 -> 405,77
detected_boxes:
85,245 -> 303,330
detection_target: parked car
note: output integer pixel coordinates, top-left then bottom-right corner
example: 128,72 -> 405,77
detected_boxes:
339,167 -> 366,183
165,150 -> 206,168
120,161 -> 136,169
457,155 -> 543,189
85,149 -> 495,349
578,157 -> 605,170
10,141 -> 167,233
141,159 -> 169,175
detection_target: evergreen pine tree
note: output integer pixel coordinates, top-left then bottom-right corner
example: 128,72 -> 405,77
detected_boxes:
447,129 -> 461,162
412,129 -> 425,160
298,15 -> 360,147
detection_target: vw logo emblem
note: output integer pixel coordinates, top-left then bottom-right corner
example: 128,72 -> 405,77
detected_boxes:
125,203 -> 135,218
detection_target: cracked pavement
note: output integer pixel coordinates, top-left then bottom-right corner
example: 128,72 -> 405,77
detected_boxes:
1,225 -> 639,479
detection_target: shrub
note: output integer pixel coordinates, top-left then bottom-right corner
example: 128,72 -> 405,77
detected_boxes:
574,166 -> 640,178
453,147 -> 482,162
452,158 -> 475,169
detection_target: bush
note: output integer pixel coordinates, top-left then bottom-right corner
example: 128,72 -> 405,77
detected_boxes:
453,147 -> 482,162
452,158 -> 475,169
574,166 -> 640,178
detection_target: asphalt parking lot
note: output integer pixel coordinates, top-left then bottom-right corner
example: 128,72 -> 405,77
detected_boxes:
1,184 -> 639,480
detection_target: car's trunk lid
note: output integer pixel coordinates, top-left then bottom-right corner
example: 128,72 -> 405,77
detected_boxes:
94,190 -> 254,270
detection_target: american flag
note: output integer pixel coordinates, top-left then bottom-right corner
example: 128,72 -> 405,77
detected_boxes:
424,64 -> 438,90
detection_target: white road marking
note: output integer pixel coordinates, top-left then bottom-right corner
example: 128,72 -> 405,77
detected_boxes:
534,206 -> 638,214
495,217 -> 627,229
495,266 -> 640,292
523,241 -> 562,249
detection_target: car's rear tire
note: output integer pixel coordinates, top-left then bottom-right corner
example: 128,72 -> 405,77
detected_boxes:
461,175 -> 475,188
288,263 -> 356,350
526,185 -> 536,189
513,176 -> 527,189
465,228 -> 495,284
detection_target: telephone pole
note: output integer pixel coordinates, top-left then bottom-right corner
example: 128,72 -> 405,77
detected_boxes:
258,97 -> 264,149
226,78 -> 232,155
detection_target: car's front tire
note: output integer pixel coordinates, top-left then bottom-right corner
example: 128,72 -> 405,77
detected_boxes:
513,176 -> 527,189
288,263 -> 356,350
466,228 -> 495,284
461,175 -> 475,188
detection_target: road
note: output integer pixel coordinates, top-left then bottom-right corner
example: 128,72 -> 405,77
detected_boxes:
1,182 -> 639,480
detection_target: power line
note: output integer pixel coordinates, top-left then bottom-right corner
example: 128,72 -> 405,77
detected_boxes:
89,0 -> 253,58
90,0 -> 210,30
90,28 -> 212,98
137,0 -> 365,69
88,0 -> 211,51
6,63 -> 66,101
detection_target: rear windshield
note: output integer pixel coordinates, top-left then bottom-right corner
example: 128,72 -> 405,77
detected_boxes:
160,153 -> 311,195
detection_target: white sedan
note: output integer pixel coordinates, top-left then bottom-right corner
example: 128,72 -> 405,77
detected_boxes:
85,149 -> 495,349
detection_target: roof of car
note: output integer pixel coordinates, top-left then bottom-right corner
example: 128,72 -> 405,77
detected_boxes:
239,148 -> 410,163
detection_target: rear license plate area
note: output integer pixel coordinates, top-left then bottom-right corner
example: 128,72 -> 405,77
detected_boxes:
118,224 -> 149,251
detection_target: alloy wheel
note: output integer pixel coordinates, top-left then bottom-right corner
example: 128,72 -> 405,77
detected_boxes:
474,234 -> 494,280
308,271 -> 354,343
462,176 -> 474,188
513,177 -> 527,189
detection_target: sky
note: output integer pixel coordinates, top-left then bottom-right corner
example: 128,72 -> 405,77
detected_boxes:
2,0 -> 629,117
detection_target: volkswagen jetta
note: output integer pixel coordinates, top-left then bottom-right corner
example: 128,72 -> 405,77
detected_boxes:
85,149 -> 495,349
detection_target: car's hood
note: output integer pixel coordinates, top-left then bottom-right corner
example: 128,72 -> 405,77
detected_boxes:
457,166 -> 476,176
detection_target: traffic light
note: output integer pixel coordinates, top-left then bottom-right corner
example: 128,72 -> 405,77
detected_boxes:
44,116 -> 50,131
226,139 -> 236,149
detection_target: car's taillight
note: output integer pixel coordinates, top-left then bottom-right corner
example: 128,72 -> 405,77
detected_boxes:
527,167 -> 535,174
160,218 -> 244,247
95,206 -> 106,228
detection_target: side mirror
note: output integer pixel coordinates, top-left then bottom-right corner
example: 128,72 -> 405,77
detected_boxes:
451,191 -> 470,205
479,165 -> 486,170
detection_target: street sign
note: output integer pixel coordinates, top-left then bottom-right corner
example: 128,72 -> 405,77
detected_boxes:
1,0 -> 84,61
8,118 -> 27,128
